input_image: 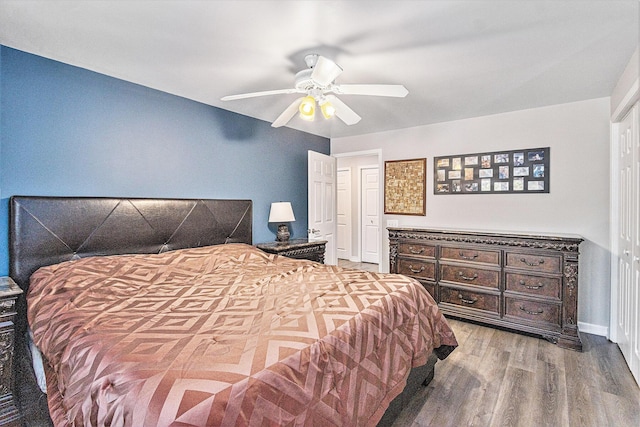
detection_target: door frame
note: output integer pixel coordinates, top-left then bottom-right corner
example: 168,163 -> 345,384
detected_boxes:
334,149 -> 383,272
337,167 -> 353,261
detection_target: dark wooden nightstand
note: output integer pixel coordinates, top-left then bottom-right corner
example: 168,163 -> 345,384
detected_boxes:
256,239 -> 327,263
0,277 -> 23,427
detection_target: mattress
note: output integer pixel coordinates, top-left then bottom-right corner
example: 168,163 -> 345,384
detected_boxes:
27,243 -> 457,426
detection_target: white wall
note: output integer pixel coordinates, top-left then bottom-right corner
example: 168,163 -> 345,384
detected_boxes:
331,97 -> 611,334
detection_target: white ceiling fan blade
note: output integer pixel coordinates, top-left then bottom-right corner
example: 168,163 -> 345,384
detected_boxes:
326,95 -> 361,125
332,84 -> 408,97
311,56 -> 343,87
271,97 -> 304,128
221,88 -> 300,101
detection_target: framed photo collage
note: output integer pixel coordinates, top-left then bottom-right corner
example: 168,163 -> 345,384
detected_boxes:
434,147 -> 550,195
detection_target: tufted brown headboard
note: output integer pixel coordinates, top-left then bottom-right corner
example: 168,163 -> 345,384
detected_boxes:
9,196 -> 252,335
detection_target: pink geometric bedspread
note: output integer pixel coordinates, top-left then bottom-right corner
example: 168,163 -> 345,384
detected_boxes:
27,243 -> 457,426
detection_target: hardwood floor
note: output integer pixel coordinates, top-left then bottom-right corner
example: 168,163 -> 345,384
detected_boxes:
337,259 -> 639,426
337,259 -> 379,272
392,318 -> 640,427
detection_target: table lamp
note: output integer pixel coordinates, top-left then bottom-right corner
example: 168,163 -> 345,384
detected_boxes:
268,202 -> 296,242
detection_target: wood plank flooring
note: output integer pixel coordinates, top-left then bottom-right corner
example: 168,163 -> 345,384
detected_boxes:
336,260 -> 639,426
337,259 -> 379,272
392,318 -> 640,427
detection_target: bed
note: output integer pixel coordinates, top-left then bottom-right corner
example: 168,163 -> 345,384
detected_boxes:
9,196 -> 457,427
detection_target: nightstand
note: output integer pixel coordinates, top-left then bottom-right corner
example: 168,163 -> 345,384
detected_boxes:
0,277 -> 22,427
256,239 -> 327,263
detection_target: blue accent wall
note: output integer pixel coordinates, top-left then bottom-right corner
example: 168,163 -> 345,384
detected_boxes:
0,46 -> 329,275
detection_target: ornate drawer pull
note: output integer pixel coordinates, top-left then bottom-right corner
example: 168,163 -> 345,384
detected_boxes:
409,246 -> 425,254
458,294 -> 477,304
520,257 -> 544,266
409,265 -> 425,274
520,305 -> 544,315
458,271 -> 478,281
459,251 -> 478,260
518,280 -> 544,290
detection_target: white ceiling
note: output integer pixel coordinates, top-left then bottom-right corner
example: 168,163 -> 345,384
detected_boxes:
0,1 -> 638,139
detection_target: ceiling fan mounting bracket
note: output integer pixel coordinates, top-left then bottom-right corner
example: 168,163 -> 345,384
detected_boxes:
304,54 -> 319,69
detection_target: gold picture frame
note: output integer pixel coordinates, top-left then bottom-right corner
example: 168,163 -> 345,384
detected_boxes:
384,158 -> 426,215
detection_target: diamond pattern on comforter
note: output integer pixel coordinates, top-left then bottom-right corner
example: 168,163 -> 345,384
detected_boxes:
27,243 -> 457,426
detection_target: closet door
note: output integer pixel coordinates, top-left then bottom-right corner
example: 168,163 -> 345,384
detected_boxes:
632,104 -> 640,384
361,166 -> 380,264
615,103 -> 639,384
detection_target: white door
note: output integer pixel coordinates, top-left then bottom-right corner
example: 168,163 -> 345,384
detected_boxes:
615,103 -> 639,384
308,151 -> 337,265
632,104 -> 640,385
337,169 -> 351,260
633,104 -> 640,385
361,166 -> 380,264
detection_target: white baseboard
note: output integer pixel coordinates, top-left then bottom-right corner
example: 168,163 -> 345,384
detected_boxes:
578,321 -> 609,337
349,256 -> 361,263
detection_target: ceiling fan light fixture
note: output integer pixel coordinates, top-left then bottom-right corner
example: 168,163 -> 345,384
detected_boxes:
299,95 -> 316,121
319,99 -> 335,119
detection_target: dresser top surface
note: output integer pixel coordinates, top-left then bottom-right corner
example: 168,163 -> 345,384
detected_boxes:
0,277 -> 23,297
256,239 -> 327,251
388,227 -> 583,243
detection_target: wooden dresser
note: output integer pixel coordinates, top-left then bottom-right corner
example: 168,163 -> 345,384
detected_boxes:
389,227 -> 583,351
0,277 -> 22,426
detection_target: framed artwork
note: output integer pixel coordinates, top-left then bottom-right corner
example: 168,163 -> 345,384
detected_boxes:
384,158 -> 426,215
434,147 -> 550,195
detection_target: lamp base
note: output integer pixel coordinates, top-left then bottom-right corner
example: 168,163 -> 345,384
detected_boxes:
276,224 -> 290,242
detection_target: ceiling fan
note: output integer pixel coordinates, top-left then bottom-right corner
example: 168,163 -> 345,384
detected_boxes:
221,54 -> 408,128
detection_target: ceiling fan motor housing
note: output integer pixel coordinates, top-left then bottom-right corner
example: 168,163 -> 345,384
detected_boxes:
294,69 -> 317,91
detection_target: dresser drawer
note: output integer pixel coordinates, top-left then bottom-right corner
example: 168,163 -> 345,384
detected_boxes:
505,273 -> 561,300
440,246 -> 500,265
0,299 -> 15,318
398,242 -> 436,258
440,264 -> 499,289
440,287 -> 499,314
398,259 -> 436,280
504,297 -> 561,327
505,251 -> 561,273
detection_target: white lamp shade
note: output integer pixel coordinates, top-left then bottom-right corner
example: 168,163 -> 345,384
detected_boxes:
268,202 -> 295,222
